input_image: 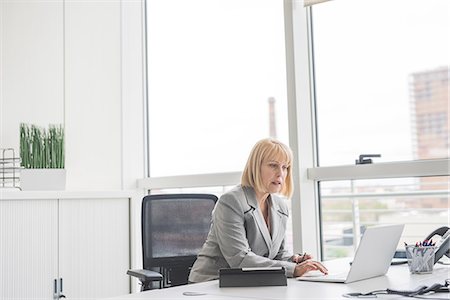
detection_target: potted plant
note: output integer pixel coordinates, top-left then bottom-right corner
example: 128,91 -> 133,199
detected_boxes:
19,123 -> 66,190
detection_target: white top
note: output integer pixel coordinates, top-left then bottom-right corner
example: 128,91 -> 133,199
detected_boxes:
106,261 -> 450,300
0,190 -> 133,200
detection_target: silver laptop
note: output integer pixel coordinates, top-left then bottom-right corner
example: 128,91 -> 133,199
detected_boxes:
297,224 -> 404,283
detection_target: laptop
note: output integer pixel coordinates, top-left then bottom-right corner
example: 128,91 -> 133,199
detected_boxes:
296,224 -> 404,283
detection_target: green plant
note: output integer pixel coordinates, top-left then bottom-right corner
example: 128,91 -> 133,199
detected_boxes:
20,123 -> 65,168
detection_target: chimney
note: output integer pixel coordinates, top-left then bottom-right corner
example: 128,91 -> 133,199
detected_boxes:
268,97 -> 277,139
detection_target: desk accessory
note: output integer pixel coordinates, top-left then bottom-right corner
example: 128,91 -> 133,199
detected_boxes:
405,245 -> 436,274
430,227 -> 450,263
219,267 -> 287,287
343,279 -> 450,298
0,148 -> 21,189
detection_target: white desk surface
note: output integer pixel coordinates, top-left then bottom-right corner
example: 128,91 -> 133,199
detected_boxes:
108,262 -> 449,300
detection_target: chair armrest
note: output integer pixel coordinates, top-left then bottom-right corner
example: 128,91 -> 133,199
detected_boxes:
127,269 -> 163,282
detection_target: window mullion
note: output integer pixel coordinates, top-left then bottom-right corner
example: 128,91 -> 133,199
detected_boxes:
285,0 -> 321,259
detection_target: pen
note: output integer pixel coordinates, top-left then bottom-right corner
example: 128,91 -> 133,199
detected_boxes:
298,252 -> 307,264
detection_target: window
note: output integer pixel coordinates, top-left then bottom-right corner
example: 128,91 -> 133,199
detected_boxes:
319,176 -> 449,260
141,0 -> 449,261
146,0 -> 289,177
144,0 -> 294,254
312,0 -> 449,166
310,0 -> 449,259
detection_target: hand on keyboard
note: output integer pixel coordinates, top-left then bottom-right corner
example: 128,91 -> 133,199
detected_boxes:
294,260 -> 329,277
302,270 -> 326,277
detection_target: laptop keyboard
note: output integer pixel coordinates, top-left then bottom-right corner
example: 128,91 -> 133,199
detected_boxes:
324,271 -> 348,280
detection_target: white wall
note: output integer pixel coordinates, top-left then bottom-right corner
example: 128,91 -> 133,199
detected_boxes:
121,0 -> 146,190
64,0 -> 123,190
0,0 -> 64,144
0,0 -> 145,191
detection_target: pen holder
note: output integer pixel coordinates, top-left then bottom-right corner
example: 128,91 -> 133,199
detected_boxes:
405,245 -> 436,274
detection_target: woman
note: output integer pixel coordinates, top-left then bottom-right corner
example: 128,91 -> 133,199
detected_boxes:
189,138 -> 327,282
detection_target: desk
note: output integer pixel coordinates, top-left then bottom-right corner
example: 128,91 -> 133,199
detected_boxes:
107,263 -> 449,300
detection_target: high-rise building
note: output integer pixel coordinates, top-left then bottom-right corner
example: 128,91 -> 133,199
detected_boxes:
410,66 -> 449,161
409,66 -> 449,207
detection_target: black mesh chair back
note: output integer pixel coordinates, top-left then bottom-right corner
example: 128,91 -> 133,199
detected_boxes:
142,193 -> 217,288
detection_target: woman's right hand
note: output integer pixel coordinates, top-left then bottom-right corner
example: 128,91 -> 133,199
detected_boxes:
293,260 -> 328,277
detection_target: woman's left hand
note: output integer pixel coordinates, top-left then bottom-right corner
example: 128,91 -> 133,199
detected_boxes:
294,260 -> 328,277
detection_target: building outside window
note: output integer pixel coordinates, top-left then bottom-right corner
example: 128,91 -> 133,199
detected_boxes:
311,0 -> 449,259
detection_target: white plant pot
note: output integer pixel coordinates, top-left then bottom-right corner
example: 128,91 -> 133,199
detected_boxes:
20,169 -> 66,191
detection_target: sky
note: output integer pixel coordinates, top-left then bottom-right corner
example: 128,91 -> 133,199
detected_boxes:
145,0 -> 449,177
313,0 -> 449,166
146,0 -> 289,176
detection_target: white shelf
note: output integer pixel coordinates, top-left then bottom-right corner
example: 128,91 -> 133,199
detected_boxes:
0,190 -> 134,200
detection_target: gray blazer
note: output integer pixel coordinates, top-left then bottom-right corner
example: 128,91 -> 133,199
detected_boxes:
189,185 -> 296,282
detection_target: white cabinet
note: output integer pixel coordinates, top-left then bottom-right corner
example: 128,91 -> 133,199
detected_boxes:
0,193 -> 131,299
59,198 -> 130,299
0,199 -> 58,299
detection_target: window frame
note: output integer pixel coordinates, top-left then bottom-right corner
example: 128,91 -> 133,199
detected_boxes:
139,0 -> 450,261
300,1 -> 450,260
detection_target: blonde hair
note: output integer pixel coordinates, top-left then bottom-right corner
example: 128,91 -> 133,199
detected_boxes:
241,138 -> 294,198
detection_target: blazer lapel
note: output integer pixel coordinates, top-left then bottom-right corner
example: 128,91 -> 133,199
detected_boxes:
243,187 -> 272,251
269,198 -> 286,257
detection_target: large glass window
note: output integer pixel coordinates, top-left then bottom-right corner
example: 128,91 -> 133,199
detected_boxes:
312,0 -> 449,166
311,0 -> 449,259
146,0 -> 289,177
320,176 -> 449,260
143,0 -> 449,261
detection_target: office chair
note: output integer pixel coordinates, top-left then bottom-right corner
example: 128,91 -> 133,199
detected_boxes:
127,193 -> 218,291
